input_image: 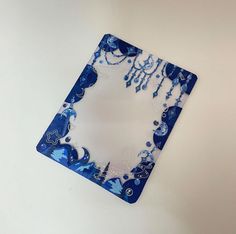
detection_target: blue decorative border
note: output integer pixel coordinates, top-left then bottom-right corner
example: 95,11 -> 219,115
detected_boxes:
36,34 -> 198,204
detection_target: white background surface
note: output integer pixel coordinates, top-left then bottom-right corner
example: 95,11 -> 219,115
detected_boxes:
0,0 -> 236,233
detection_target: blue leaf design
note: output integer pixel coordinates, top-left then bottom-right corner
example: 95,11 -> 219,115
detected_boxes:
108,179 -> 123,195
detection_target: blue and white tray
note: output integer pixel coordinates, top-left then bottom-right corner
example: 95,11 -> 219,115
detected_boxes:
36,34 -> 198,204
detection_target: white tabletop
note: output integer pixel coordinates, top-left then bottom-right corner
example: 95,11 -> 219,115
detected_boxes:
0,0 -> 235,233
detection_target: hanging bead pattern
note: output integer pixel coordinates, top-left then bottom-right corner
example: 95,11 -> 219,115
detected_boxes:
175,73 -> 193,106
165,68 -> 184,100
153,63 -> 176,98
124,54 -> 163,92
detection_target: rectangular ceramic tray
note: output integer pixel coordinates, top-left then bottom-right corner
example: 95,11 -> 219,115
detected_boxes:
36,34 -> 197,203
